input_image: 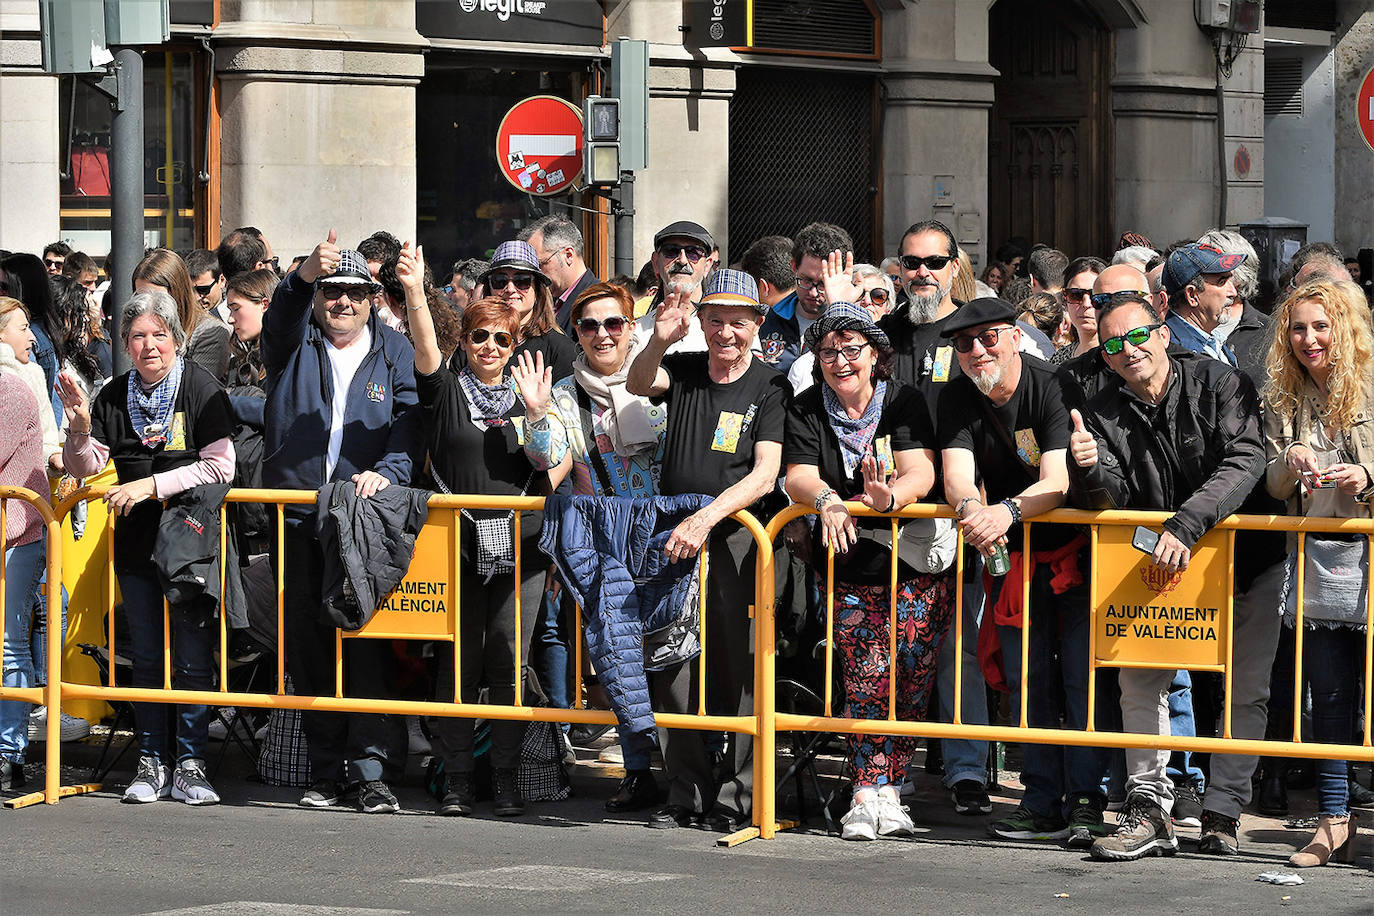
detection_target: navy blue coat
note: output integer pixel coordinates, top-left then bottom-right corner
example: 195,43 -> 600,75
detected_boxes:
261,270 -> 424,525
540,493 -> 714,739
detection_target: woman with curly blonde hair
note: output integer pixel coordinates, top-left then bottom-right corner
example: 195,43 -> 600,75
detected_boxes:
1262,278 -> 1374,868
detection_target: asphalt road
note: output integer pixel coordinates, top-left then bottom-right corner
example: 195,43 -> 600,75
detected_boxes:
2,736 -> 1370,915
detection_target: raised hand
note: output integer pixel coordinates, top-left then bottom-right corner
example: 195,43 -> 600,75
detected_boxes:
299,228 -> 341,284
1069,409 -> 1098,468
512,349 -> 552,421
857,451 -> 896,512
653,283 -> 693,345
821,249 -> 863,305
56,369 -> 91,434
397,241 -> 425,296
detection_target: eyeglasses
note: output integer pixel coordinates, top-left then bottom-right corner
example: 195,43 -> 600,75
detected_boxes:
1089,290 -> 1148,310
1101,323 -> 1162,356
898,254 -> 954,272
793,274 -> 823,293
320,285 -> 373,303
858,288 -> 890,305
468,328 -> 514,349
658,243 -> 708,263
576,315 -> 629,337
1062,287 -> 1092,303
489,273 -> 535,292
817,343 -> 870,365
193,282 -> 217,297
44,258 -> 64,270
951,326 -> 1012,353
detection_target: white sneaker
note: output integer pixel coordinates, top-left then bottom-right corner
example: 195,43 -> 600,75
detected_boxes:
122,756 -> 172,803
28,708 -> 91,742
876,797 -> 916,837
840,798 -> 882,841
171,758 -> 221,806
207,713 -> 230,742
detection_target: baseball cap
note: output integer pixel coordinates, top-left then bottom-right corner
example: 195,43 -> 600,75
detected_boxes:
804,301 -> 891,351
1162,243 -> 1246,296
699,268 -> 765,313
317,248 -> 374,286
939,297 -> 1018,338
653,220 -> 714,252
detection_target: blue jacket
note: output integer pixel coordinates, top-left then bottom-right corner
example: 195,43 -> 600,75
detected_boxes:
540,493 -> 714,739
758,291 -> 804,375
261,270 -> 424,524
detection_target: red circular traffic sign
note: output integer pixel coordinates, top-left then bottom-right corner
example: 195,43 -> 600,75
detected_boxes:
495,95 -> 584,197
1358,66 -> 1374,153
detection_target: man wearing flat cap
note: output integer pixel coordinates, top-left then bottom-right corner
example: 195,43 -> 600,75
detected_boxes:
262,228 -> 424,814
627,268 -> 790,834
633,220 -> 721,353
935,297 -> 1108,847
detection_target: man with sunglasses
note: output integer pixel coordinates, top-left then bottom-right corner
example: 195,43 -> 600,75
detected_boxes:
1059,265 -> 1155,401
634,220 -> 722,354
1067,293 -> 1265,861
520,215 -> 599,335
261,228 -> 423,815
42,241 -> 71,276
757,222 -> 853,374
936,296 -> 1107,846
185,249 -> 228,323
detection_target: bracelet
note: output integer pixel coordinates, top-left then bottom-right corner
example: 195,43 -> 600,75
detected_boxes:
814,488 -> 839,512
526,414 -> 550,431
1001,498 -> 1023,525
956,496 -> 979,518
884,493 -> 897,513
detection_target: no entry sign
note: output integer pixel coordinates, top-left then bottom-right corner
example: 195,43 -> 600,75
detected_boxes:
1359,66 -> 1374,153
496,95 -> 584,197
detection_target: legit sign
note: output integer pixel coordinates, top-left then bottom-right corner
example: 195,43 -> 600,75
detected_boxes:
1094,526 -> 1230,669
348,509 -> 458,640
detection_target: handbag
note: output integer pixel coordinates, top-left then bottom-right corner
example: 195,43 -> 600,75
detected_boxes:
1281,534 -> 1369,628
431,462 -> 533,584
517,720 -> 572,801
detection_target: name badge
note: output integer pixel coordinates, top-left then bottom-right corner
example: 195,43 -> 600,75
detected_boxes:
1015,428 -> 1042,468
712,411 -> 745,453
874,435 -> 894,477
167,412 -> 187,451
932,346 -> 953,383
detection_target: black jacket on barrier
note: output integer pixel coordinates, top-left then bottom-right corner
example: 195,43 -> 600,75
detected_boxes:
154,482 -> 247,627
316,480 -> 431,630
1070,351 -> 1264,548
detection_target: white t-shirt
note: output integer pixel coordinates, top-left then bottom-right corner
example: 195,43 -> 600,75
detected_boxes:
323,326 -> 372,480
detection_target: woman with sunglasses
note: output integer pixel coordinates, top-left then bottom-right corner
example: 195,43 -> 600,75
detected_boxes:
1262,279 -> 1374,867
458,240 -> 577,383
397,244 -> 571,819
783,303 -> 947,841
132,249 -> 232,381
1050,256 -> 1106,365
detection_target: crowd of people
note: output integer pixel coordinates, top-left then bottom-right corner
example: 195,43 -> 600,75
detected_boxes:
0,216 -> 1371,870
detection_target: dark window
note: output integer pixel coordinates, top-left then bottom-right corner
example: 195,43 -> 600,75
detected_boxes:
752,0 -> 878,57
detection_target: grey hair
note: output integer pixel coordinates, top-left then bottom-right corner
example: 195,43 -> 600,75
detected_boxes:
120,289 -> 185,350
1112,245 -> 1158,268
878,257 -> 901,272
1197,228 -> 1259,302
519,215 -> 584,259
853,263 -> 897,304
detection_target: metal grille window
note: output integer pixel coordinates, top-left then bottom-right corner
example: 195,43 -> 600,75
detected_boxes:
752,0 -> 878,57
728,68 -> 876,262
1265,58 -> 1304,119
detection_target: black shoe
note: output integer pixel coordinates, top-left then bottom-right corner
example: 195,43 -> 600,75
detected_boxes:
1198,810 -> 1239,855
1285,760 -> 1315,790
648,803 -> 699,829
1257,768 -> 1288,816
704,807 -> 747,834
950,779 -> 993,816
605,770 -> 662,813
492,768 -> 526,817
1170,779 -> 1203,828
299,779 -> 342,808
357,780 -> 400,814
0,758 -> 25,792
568,723 -> 613,746
1348,775 -> 1374,808
438,773 -> 475,817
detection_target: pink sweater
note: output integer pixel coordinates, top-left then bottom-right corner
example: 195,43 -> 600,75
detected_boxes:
63,432 -> 235,497
0,374 -> 49,547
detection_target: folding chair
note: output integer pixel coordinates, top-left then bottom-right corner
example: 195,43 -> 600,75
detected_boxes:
77,643 -> 137,783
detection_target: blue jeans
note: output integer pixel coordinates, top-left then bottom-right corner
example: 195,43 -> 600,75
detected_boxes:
995,555 -> 1107,819
1165,670 -> 1205,789
118,571 -> 216,764
1,541 -> 45,763
29,573 -> 68,687
938,557 -> 988,788
1303,625 -> 1364,816
532,587 -> 570,723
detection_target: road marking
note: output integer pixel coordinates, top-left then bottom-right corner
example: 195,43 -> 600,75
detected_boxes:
143,905 -> 408,916
404,865 -> 683,891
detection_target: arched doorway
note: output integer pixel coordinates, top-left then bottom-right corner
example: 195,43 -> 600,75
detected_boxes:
987,0 -> 1113,259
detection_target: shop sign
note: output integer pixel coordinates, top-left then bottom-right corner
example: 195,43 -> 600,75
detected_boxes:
684,0 -> 750,48
418,0 -> 605,47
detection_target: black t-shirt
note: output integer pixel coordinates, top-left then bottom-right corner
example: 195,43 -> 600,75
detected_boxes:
879,306 -> 966,408
937,355 -> 1076,549
784,382 -> 932,582
416,363 -> 547,547
91,362 -> 233,572
656,353 -> 789,500
447,329 -> 577,383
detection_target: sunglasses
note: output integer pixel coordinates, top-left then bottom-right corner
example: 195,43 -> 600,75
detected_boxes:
489,273 -> 535,292
1101,323 -> 1162,356
44,258 -> 64,269
898,254 -> 954,272
576,315 -> 629,337
320,285 -> 373,303
193,282 -> 217,297
1062,287 -> 1092,303
468,328 -> 514,349
1090,290 -> 1149,310
817,343 -> 869,365
658,243 -> 708,263
951,326 -> 1011,353
858,288 -> 890,305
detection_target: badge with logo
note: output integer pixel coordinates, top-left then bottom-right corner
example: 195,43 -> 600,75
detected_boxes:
167,412 -> 187,451
761,335 -> 786,362
932,346 -> 953,383
873,435 -> 894,477
366,382 -> 386,403
1015,428 -> 1042,468
712,411 -> 745,453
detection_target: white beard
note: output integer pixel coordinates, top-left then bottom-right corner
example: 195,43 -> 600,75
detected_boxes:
971,364 -> 1003,396
904,279 -> 949,325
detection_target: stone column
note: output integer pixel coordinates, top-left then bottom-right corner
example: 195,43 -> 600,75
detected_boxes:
214,1 -> 425,256
0,0 -> 61,252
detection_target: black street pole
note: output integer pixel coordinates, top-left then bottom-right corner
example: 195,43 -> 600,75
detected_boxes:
613,171 -> 635,278
108,46 -> 143,376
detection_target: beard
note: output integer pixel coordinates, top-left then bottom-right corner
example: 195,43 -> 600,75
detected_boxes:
970,363 -> 1003,396
904,278 -> 949,325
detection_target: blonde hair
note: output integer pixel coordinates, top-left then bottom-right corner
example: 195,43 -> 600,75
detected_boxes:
0,296 -> 29,331
953,248 -> 976,303
1263,280 -> 1374,430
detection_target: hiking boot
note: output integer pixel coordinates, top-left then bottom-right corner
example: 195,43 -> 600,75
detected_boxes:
876,797 -> 916,837
438,773 -> 475,817
1170,779 -> 1202,828
950,779 -> 993,815
1198,810 -> 1239,855
122,755 -> 171,804
1090,794 -> 1177,861
1066,796 -> 1112,849
0,758 -> 25,792
171,758 -> 221,806
987,804 -> 1070,841
299,779 -> 342,808
492,768 -> 525,817
840,798 -> 882,841
356,780 -> 400,814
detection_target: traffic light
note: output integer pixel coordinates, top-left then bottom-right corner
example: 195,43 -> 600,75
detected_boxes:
583,96 -> 621,187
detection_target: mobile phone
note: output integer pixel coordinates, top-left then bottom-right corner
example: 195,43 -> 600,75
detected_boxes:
1307,473 -> 1338,489
1131,525 -> 1160,555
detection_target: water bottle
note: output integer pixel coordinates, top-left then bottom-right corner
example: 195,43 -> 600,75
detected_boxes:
986,543 -> 1011,577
